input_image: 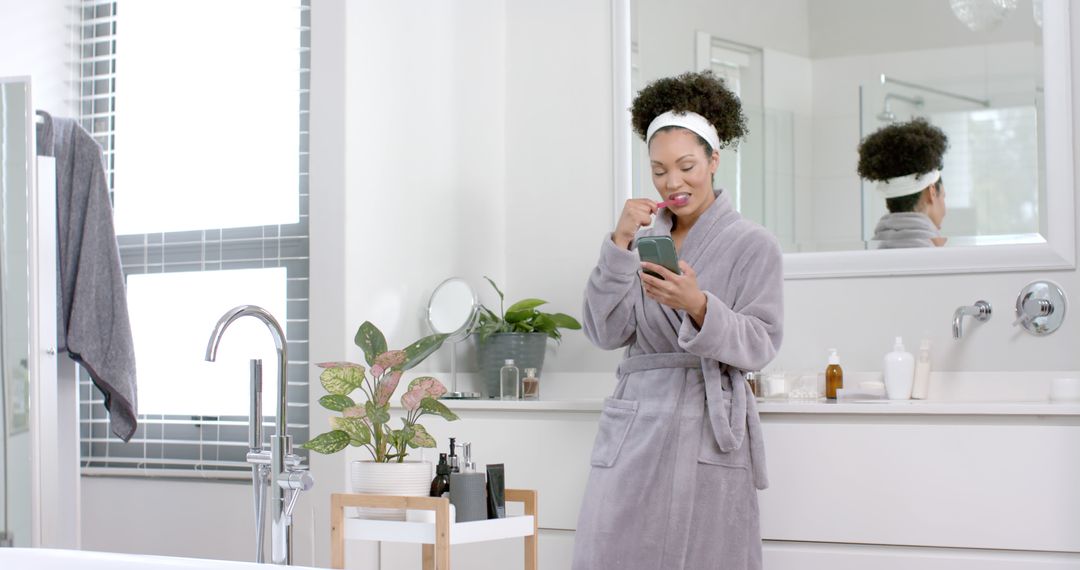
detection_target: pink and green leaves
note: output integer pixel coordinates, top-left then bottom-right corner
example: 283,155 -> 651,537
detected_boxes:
319,394 -> 355,412
331,417 -> 371,446
354,322 -> 387,367
300,430 -> 350,454
374,370 -> 403,407
303,321 -> 459,460
401,376 -> 448,412
317,362 -> 365,396
408,424 -> 436,448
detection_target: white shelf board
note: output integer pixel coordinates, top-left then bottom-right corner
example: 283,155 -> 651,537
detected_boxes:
344,515 -> 535,545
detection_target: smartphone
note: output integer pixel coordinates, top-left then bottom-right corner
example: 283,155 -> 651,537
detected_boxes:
636,236 -> 681,280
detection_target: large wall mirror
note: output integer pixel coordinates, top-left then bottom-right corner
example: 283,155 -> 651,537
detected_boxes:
613,0 -> 1075,277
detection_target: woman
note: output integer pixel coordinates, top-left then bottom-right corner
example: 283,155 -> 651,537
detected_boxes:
573,71 -> 783,570
858,118 -> 949,248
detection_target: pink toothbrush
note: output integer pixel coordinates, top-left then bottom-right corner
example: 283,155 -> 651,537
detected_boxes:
656,194 -> 690,209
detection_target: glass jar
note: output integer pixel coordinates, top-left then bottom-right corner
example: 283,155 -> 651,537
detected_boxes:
499,359 -> 520,400
522,368 -> 539,400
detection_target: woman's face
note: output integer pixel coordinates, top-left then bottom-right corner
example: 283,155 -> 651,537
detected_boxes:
649,128 -> 720,218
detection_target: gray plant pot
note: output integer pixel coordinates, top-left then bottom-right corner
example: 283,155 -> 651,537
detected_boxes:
476,332 -> 548,398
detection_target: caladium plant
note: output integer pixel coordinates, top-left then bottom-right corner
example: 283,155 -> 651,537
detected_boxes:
300,321 -> 458,462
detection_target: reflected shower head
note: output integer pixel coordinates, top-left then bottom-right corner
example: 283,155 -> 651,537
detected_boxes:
877,93 -> 924,123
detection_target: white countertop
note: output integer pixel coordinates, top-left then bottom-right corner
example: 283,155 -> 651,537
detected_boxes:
432,397 -> 1080,416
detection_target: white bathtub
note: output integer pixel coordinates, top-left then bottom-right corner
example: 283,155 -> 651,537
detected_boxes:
0,548 -> 323,569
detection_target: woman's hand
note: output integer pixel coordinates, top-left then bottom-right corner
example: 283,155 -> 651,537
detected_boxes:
640,260 -> 708,327
612,199 -> 658,250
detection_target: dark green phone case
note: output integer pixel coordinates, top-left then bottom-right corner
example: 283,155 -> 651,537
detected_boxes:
636,236 -> 681,279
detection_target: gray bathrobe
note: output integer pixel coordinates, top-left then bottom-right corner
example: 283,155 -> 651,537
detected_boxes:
871,212 -> 941,249
573,190 -> 783,570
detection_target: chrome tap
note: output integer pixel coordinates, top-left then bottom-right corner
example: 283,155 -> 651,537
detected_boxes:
206,305 -> 313,565
952,300 -> 992,339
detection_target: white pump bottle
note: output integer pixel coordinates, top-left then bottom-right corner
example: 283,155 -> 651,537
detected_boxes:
884,337 -> 915,400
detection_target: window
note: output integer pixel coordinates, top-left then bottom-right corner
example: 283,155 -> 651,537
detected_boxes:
78,0 -> 310,478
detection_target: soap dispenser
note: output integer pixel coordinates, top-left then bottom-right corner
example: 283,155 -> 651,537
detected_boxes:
884,337 -> 915,400
911,339 -> 932,400
825,349 -> 843,400
448,442 -> 488,522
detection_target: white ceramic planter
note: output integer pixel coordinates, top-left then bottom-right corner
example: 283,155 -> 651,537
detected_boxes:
350,460 -> 433,520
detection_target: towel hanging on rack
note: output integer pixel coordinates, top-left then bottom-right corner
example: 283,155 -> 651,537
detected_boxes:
36,110 -> 138,442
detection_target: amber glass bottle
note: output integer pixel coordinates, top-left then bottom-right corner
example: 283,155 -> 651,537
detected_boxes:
825,349 -> 843,399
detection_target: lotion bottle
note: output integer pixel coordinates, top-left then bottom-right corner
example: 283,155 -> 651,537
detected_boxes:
884,337 -> 915,400
825,349 -> 843,400
911,339 -> 932,400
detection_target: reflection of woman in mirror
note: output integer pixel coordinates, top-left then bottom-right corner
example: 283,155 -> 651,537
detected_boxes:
858,118 -> 949,248
575,71 -> 782,570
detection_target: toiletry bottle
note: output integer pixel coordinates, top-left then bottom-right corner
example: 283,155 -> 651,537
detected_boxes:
430,453 -> 451,497
499,359 -> 520,400
448,437 -> 460,473
884,337 -> 915,400
912,339 -> 932,400
522,368 -> 540,400
825,349 -> 843,400
448,442 -> 487,522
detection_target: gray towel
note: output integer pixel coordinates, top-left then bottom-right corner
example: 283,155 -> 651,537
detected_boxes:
37,111 -> 138,442
871,212 -> 941,249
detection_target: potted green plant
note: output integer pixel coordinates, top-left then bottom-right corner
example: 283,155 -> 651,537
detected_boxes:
474,277 -> 582,398
302,321 -> 458,520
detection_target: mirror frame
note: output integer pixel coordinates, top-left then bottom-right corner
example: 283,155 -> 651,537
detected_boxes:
425,277 -> 478,341
612,0 -> 1075,279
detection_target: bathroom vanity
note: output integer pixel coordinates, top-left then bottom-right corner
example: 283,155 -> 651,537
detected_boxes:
392,375 -> 1080,570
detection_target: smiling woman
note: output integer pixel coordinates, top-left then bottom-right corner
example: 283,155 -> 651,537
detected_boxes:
576,71 -> 783,570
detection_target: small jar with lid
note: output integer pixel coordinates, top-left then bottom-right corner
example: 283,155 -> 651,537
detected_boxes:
522,368 -> 540,400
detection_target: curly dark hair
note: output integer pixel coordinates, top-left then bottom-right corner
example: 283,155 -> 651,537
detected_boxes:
858,118 -> 948,213
857,118 -> 948,181
630,71 -> 747,152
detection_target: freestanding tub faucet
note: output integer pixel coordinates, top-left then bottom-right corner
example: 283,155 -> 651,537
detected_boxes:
206,305 -> 314,565
952,300 -> 992,339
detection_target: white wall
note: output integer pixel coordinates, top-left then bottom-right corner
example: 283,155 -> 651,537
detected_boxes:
808,0 -> 1040,58
81,478 -> 257,561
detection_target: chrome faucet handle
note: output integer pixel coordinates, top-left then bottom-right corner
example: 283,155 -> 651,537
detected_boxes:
278,469 -> 314,524
1012,297 -> 1053,327
278,469 -> 314,492
1014,280 -> 1067,336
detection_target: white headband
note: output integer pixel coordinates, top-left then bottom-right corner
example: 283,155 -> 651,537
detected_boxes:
645,110 -> 721,153
875,169 -> 941,199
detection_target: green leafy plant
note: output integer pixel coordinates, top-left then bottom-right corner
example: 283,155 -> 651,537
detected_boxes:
474,276 -> 582,342
301,322 -> 458,462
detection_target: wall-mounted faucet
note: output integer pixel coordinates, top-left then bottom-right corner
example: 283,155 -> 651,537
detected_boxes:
206,305 -> 314,565
952,300 -> 992,339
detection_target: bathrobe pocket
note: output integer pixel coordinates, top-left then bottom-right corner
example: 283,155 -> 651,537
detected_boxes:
590,397 -> 639,468
697,394 -> 750,469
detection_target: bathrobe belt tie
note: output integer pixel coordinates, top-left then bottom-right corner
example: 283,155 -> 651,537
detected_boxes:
618,352 -> 768,489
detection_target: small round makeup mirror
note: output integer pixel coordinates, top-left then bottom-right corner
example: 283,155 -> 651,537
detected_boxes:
427,278 -> 477,339
426,278 -> 479,399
